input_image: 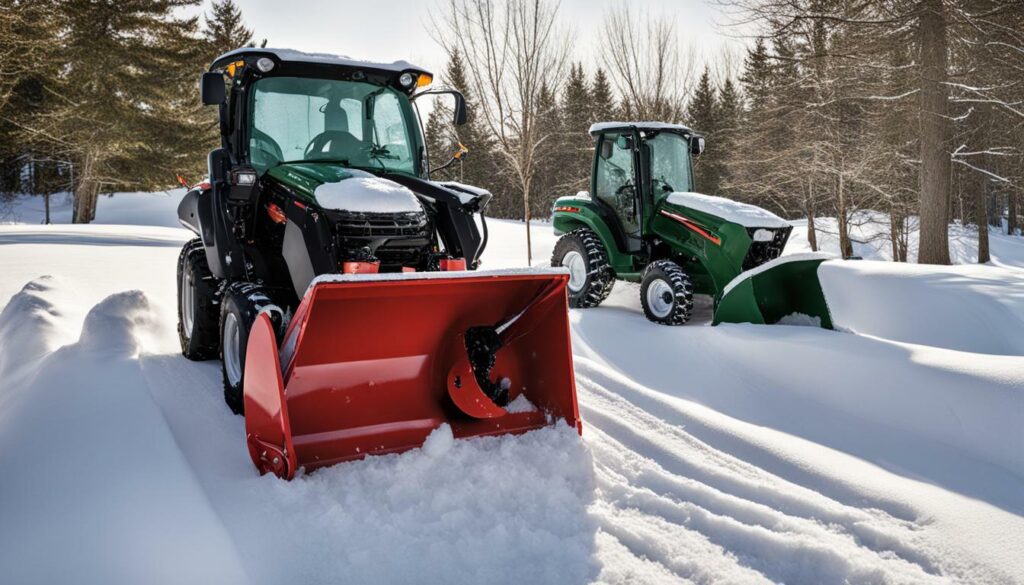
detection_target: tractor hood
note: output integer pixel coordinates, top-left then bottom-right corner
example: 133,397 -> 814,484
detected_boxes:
662,192 -> 790,229
265,163 -> 423,214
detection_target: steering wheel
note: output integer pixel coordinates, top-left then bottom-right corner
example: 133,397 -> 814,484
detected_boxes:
250,128 -> 283,166
304,130 -> 361,160
614,183 -> 637,219
652,177 -> 675,194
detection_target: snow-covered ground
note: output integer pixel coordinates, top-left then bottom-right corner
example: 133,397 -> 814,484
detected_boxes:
0,192 -> 1022,584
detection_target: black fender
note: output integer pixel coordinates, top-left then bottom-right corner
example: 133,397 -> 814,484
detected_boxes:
182,149 -> 249,280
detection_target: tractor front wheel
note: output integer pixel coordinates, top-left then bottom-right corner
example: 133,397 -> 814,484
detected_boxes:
220,283 -> 280,415
640,260 -> 694,325
551,228 -> 615,308
177,239 -> 220,360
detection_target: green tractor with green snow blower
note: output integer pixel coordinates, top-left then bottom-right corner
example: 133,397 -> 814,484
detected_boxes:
550,122 -> 833,328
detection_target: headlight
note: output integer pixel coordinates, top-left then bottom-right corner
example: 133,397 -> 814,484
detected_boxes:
256,57 -> 275,73
399,72 -> 415,88
753,228 -> 774,242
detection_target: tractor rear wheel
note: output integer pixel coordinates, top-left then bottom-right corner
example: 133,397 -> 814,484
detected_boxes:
640,260 -> 694,325
177,238 -> 220,360
551,228 -> 614,308
219,283 -> 281,415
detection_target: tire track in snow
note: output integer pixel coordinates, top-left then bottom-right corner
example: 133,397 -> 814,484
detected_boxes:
575,365 -> 949,584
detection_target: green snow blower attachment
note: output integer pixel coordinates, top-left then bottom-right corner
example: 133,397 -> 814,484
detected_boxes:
713,254 -> 834,329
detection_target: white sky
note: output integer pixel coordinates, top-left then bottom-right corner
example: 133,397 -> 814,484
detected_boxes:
194,0 -> 751,78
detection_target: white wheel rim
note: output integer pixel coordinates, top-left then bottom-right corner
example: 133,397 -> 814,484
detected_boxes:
181,271 -> 195,335
646,279 -> 675,319
223,313 -> 242,385
562,251 -> 587,293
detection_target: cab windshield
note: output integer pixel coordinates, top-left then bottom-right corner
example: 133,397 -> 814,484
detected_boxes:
647,132 -> 694,200
248,76 -> 420,176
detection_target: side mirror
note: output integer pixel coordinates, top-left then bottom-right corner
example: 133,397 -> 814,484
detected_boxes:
599,139 -> 614,160
200,72 -> 226,106
691,135 -> 706,156
453,92 -> 467,126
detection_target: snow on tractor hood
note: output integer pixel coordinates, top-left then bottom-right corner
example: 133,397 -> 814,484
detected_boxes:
313,170 -> 423,214
666,192 -> 790,229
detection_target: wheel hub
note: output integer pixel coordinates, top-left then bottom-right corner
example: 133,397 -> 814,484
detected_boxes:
646,279 -> 675,319
223,313 -> 242,386
562,251 -> 587,293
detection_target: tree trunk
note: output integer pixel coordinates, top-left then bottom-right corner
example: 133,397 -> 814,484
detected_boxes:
917,0 -> 952,264
972,106 -> 990,264
836,173 -> 853,258
806,180 -> 818,251
522,180 -> 533,266
72,152 -> 99,224
43,193 -> 50,225
1009,190 -> 1019,235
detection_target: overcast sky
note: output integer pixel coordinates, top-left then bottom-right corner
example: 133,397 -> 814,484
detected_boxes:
193,0 -> 750,77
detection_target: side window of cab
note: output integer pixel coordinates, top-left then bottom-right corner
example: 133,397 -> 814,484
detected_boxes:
594,133 -> 639,234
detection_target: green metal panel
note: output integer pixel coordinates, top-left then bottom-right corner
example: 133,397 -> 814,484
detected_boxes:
552,195 -> 636,274
713,257 -> 833,329
265,163 -> 367,202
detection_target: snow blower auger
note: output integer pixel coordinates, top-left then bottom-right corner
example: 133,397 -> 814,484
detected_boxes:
550,121 -> 834,328
175,48 -> 579,479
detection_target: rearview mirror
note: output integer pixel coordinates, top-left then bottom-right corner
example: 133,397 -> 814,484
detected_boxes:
453,92 -> 467,126
200,72 -> 225,106
691,135 -> 706,156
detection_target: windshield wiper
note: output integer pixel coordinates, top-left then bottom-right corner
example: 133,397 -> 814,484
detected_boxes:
278,158 -> 352,166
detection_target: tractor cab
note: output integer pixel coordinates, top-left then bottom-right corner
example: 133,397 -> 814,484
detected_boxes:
587,122 -> 704,255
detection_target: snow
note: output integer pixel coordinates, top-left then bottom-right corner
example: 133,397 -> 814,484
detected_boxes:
313,175 -> 423,213
215,47 -> 427,75
589,121 -> 693,135
666,192 -> 792,228
505,394 -> 539,414
1,192 -> 1023,584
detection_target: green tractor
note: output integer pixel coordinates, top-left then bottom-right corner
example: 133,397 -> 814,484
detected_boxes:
551,122 -> 832,327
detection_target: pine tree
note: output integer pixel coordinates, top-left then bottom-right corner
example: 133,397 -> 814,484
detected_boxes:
560,63 -> 592,192
530,82 -> 563,218
204,0 -> 253,58
688,67 -> 720,194
715,78 -> 740,198
590,68 -> 617,125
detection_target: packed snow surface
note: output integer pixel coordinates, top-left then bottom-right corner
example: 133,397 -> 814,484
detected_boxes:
313,175 -> 423,213
667,192 -> 792,228
215,47 -> 427,74
1,193 -> 1023,584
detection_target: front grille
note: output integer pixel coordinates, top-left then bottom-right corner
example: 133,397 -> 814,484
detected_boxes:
328,209 -> 433,270
742,226 -> 792,271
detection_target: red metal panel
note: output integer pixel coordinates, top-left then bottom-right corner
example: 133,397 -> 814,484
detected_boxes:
244,272 -> 580,478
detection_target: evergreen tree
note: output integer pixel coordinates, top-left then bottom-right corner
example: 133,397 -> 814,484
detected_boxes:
688,67 -> 721,194
715,78 -> 740,197
204,0 -> 253,57
590,68 -> 617,125
530,82 -> 563,217
560,63 -> 592,192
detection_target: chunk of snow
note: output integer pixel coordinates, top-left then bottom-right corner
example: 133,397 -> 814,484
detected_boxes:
776,312 -> 822,327
505,394 -> 538,414
215,47 -> 427,75
313,175 -> 423,213
666,192 -> 791,228
589,121 -> 692,135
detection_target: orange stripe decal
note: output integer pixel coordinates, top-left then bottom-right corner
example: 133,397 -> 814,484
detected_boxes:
659,210 -> 721,246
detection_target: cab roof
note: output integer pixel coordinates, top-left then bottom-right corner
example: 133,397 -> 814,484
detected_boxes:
589,121 -> 694,137
210,47 -> 431,77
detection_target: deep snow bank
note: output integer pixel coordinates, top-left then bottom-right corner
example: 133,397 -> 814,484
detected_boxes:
820,260 -> 1024,355
0,287 -> 249,585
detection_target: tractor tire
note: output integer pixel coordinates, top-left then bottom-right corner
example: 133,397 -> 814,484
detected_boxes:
219,282 -> 281,415
551,228 -> 615,308
177,238 -> 221,360
640,260 -> 694,326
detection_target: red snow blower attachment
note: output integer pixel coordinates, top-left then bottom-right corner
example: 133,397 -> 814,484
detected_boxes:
243,270 -> 580,479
